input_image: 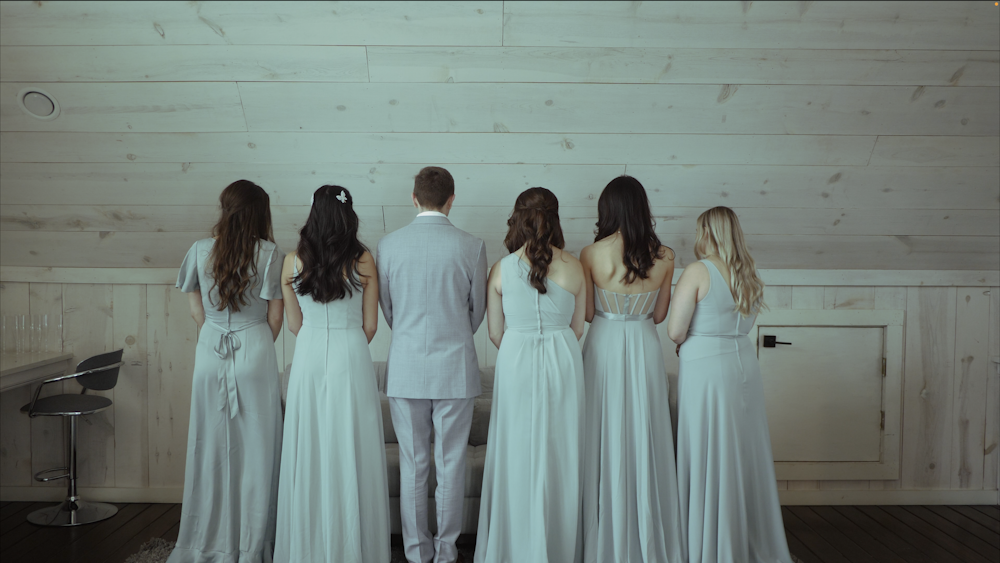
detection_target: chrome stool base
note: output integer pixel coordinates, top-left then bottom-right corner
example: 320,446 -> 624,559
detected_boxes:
27,498 -> 118,527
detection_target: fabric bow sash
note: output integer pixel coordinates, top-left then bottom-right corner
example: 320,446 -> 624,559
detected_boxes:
205,319 -> 266,419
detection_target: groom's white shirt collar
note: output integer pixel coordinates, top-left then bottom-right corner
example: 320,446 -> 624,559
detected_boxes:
416,211 -> 448,218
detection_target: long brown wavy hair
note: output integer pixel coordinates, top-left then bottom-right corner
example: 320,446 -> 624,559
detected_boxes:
209,180 -> 274,312
503,187 -> 565,294
594,175 -> 667,283
694,206 -> 766,317
293,186 -> 367,303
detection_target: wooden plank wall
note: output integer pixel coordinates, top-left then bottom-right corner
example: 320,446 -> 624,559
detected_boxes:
0,1 -> 998,272
0,1 -> 998,501
0,280 -> 997,498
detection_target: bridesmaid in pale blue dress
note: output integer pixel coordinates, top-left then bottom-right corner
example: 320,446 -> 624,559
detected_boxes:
274,186 -> 390,563
475,188 -> 587,563
667,206 -> 793,563
169,180 -> 285,563
580,176 -> 684,563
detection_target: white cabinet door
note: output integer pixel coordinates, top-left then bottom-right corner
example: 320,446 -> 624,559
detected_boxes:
753,309 -> 904,481
758,326 -> 883,463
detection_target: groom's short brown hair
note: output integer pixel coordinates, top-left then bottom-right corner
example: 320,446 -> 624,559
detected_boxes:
413,166 -> 454,210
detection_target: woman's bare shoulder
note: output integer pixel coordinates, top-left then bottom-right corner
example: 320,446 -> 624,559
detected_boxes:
555,247 -> 582,267
678,259 -> 707,281
658,245 -> 676,262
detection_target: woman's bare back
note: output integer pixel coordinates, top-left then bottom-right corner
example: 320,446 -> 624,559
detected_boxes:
584,235 -> 674,294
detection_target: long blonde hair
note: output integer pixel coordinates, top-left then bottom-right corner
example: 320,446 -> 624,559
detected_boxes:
694,206 -> 766,317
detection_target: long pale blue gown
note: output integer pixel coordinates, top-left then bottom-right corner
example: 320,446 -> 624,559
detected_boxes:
273,263 -> 390,563
582,286 -> 685,562
676,260 -> 793,563
475,253 -> 585,563
170,238 -> 284,563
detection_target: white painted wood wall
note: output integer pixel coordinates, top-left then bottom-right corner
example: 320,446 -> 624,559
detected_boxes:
0,1 -> 998,504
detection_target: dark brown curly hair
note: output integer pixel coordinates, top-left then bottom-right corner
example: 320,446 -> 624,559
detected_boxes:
503,187 -> 565,294
209,180 -> 274,312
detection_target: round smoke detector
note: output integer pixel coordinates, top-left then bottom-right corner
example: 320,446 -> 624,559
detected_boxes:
17,87 -> 60,120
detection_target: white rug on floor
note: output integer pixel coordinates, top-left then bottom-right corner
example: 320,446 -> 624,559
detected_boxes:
125,538 -> 175,563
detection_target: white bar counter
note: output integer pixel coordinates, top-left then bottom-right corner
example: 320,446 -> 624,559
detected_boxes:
0,352 -> 74,393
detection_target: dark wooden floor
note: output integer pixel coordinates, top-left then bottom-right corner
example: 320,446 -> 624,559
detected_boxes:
1,501 -> 180,563
1,501 -> 997,563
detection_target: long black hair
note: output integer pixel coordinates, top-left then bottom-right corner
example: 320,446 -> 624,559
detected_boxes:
504,187 -> 565,294
293,185 -> 367,303
594,175 -> 665,284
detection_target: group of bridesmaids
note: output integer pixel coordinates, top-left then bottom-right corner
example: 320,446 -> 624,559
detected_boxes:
166,171 -> 794,563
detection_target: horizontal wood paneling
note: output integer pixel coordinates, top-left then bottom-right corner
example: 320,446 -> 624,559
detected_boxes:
2,204 -> 993,238
238,82 -> 1000,136
0,162 -> 628,206
382,206 -> 998,237
3,230 -> 997,271
0,46 -> 369,82
367,47 -> 1000,86
0,232 -> 229,269
502,1 -> 1000,50
0,132 -> 879,165
0,82 -> 247,133
481,234 -> 1000,271
870,136 -> 1000,167
624,165 -> 1000,210
0,205 -> 386,233
3,163 -> 996,210
7,45 -> 995,86
0,1 -> 503,46
0,231 -> 350,269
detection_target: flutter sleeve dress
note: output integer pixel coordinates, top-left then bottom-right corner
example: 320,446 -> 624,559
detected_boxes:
168,238 -> 285,563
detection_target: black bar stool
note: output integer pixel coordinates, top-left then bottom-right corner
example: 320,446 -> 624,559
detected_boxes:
21,349 -> 124,526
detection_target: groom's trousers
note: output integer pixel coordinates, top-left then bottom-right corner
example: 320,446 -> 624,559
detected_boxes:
389,397 -> 475,563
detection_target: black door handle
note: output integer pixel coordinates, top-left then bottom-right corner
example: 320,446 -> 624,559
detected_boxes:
763,335 -> 792,348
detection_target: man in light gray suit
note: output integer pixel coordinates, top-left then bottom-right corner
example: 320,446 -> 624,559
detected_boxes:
377,166 -> 488,563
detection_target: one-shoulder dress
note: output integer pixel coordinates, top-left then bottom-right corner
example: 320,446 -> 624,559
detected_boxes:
475,253 -> 585,563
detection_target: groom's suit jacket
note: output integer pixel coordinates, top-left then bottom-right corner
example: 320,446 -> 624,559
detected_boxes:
377,214 -> 488,399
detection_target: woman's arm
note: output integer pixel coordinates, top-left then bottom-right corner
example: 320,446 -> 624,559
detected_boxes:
187,290 -> 206,330
652,247 -> 675,325
281,253 -> 303,336
580,245 -> 596,323
267,299 -> 284,341
570,256 -> 587,340
666,261 -> 707,345
486,260 -> 505,349
358,251 -> 379,344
